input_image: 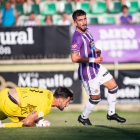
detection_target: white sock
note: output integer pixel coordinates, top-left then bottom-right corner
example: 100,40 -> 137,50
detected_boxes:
0,120 -> 5,128
81,100 -> 96,119
107,92 -> 117,116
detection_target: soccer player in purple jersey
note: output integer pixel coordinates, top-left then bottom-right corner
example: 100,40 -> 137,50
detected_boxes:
71,10 -> 126,125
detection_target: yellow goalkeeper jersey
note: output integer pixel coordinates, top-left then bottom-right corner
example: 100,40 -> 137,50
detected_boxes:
0,87 -> 53,122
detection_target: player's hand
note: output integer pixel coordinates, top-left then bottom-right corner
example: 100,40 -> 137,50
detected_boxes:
95,57 -> 103,64
96,50 -> 101,57
36,119 -> 51,127
95,47 -> 101,57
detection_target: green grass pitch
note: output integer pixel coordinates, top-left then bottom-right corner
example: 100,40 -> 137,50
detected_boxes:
0,111 -> 140,140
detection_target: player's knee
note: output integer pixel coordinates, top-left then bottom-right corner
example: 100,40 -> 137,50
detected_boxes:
108,85 -> 118,94
89,95 -> 101,105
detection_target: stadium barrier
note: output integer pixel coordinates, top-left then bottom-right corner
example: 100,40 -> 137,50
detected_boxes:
89,24 -> 140,63
0,70 -> 139,105
0,71 -> 82,104
0,26 -> 71,59
100,70 -> 140,104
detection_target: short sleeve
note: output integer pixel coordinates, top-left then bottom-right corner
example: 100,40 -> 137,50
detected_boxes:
71,34 -> 83,51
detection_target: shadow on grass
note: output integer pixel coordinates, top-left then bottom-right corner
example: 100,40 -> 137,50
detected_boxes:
95,125 -> 140,140
124,123 -> 140,125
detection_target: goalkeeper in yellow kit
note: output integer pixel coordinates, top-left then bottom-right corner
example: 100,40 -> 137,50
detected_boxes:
0,87 -> 73,128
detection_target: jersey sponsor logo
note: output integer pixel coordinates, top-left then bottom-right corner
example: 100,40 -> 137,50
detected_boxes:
21,104 -> 37,115
30,89 -> 43,93
72,44 -> 77,48
90,39 -> 95,50
103,71 -> 109,77
39,111 -> 44,117
47,93 -> 52,100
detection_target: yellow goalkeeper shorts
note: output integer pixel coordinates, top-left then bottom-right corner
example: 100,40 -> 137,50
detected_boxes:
0,88 -> 28,122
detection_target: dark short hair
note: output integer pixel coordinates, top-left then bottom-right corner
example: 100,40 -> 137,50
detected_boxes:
45,15 -> 52,22
122,5 -> 128,11
54,87 -> 73,101
29,12 -> 35,15
72,10 -> 86,21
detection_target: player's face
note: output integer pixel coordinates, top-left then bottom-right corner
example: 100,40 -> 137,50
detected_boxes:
57,97 -> 70,111
74,15 -> 87,32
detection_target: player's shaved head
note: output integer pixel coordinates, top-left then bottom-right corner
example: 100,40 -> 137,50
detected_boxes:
72,10 -> 86,21
54,87 -> 73,101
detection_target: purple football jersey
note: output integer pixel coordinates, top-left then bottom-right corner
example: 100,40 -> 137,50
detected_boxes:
71,28 -> 100,81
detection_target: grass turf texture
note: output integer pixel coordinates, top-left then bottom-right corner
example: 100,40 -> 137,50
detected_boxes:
0,111 -> 140,140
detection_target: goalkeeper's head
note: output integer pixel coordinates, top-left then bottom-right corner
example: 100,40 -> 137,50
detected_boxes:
52,87 -> 73,111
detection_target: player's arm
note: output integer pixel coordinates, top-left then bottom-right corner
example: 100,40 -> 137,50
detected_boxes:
22,110 -> 38,127
71,50 -> 103,64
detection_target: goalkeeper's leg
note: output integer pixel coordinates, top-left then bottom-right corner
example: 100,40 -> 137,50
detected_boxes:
0,110 -> 7,128
0,110 -> 7,120
3,122 -> 24,128
0,115 -> 24,128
